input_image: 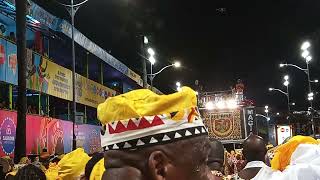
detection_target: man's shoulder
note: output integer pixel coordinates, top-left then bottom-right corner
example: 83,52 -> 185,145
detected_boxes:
238,167 -> 262,180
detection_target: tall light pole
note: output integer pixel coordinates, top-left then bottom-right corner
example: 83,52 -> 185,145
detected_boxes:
269,75 -> 291,124
58,0 -> 89,150
280,41 -> 317,135
264,105 -> 269,117
269,75 -> 290,112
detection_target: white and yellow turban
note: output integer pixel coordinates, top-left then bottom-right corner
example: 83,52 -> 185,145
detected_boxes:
98,86 -> 208,150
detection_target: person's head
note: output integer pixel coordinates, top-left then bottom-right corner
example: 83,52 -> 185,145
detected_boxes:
84,152 -> 104,179
14,164 -> 46,180
207,140 -> 225,172
98,87 -> 210,180
103,135 -> 211,180
242,134 -> 266,162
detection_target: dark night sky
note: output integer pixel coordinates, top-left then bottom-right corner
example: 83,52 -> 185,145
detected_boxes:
35,0 -> 320,111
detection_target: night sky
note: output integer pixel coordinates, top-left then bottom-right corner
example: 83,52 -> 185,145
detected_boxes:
35,0 -> 320,111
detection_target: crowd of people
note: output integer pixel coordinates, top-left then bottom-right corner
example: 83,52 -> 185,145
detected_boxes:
0,87 -> 319,180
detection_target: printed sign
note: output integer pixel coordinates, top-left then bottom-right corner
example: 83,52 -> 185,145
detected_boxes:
0,110 -> 17,157
243,107 -> 257,137
276,125 -> 292,145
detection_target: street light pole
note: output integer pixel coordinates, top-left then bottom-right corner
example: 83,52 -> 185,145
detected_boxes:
58,0 -> 89,150
269,88 -> 290,113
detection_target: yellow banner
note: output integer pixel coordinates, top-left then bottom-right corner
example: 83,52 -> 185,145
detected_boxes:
76,74 -> 116,108
45,58 -> 73,101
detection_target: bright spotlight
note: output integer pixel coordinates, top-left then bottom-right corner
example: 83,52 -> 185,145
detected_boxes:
301,50 -> 309,58
283,81 -> 289,87
226,99 -> 237,109
314,79 -> 319,83
264,109 -> 269,113
148,56 -> 156,65
144,36 -> 149,44
284,75 -> 289,80
147,48 -> 155,56
269,88 -> 274,91
205,101 -> 214,110
306,56 -> 312,62
301,41 -> 311,50
176,82 -> 181,87
174,61 -> 181,68
308,96 -> 313,101
291,102 -> 296,106
279,64 -> 285,68
216,101 -> 226,109
267,117 -> 271,121
265,105 -> 269,109
276,112 -> 280,115
308,92 -> 314,97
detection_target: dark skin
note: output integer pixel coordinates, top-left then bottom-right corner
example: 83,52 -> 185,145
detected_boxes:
238,134 -> 267,180
207,140 -> 224,173
102,135 -> 213,180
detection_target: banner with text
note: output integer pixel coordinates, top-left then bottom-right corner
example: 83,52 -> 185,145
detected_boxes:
43,57 -> 73,101
204,110 -> 242,140
0,110 -> 17,157
76,74 -> 116,108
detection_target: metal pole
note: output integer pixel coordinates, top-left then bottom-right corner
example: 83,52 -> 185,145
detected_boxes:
141,36 -> 147,88
306,62 -> 315,135
150,63 -> 153,90
15,0 -> 27,163
286,85 -> 290,125
71,0 -> 77,150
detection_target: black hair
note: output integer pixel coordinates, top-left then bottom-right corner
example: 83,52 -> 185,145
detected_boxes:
207,140 -> 225,171
84,152 -> 104,179
14,164 -> 46,180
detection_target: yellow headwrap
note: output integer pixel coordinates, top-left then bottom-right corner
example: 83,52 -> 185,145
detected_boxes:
45,162 -> 59,180
271,135 -> 319,171
98,86 -> 207,150
57,148 -> 91,180
89,158 -> 105,180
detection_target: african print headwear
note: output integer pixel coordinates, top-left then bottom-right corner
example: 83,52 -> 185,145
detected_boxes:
98,86 -> 208,150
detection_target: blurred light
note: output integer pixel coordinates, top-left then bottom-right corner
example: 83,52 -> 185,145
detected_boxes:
291,102 -> 296,106
308,92 -> 314,97
144,36 -> 148,44
314,79 -> 319,83
264,109 -> 269,113
301,50 -> 309,58
301,41 -> 311,50
265,105 -> 269,109
148,56 -> 156,65
226,99 -> 237,109
306,56 -> 312,62
283,81 -> 289,87
308,96 -> 313,101
276,112 -> 280,115
176,82 -> 181,87
147,48 -> 155,56
279,63 -> 286,68
174,61 -> 181,68
205,101 -> 214,110
216,101 -> 225,109
267,117 -> 271,121
195,91 -> 199,95
284,75 -> 289,80
269,88 -> 274,91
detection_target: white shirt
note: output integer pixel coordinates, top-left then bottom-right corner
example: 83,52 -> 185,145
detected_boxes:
253,144 -> 320,180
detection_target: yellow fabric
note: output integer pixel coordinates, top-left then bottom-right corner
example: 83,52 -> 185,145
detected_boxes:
271,135 -> 319,171
57,148 -> 91,180
98,86 -> 197,124
45,163 -> 59,180
89,158 -> 105,180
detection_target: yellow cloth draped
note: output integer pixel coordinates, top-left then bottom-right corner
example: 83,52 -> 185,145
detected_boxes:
89,158 -> 105,180
97,86 -> 197,124
271,135 -> 319,171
